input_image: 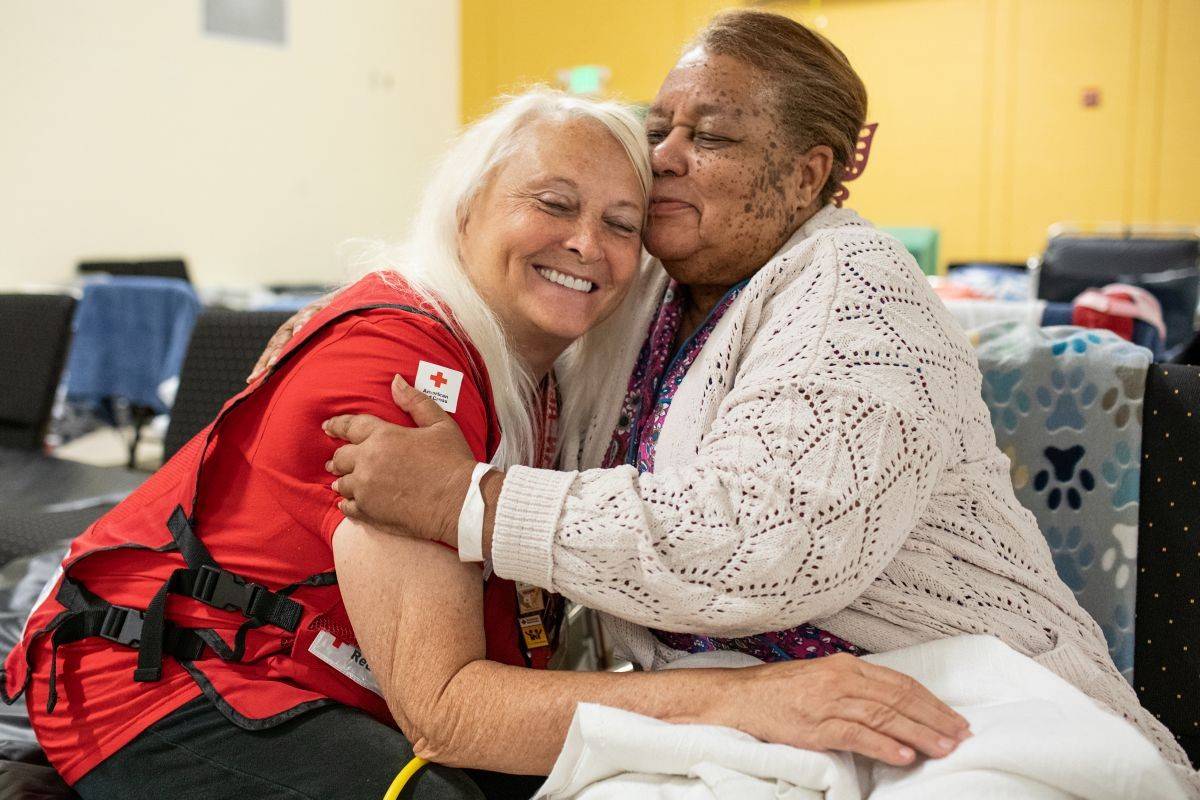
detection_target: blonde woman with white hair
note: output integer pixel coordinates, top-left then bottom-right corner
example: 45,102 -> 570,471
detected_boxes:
6,89 -> 968,800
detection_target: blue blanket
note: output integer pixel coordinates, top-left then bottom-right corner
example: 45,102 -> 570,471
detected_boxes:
64,277 -> 201,414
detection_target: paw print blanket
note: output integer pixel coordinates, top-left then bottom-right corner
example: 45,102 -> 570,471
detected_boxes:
975,322 -> 1151,680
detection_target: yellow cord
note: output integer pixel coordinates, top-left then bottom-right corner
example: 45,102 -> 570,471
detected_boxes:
383,756 -> 429,800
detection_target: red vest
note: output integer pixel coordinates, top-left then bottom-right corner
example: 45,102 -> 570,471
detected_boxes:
2,274 -> 519,780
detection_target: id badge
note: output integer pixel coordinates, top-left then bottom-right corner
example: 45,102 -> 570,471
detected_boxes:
516,582 -> 544,614
306,629 -> 383,696
519,613 -> 550,649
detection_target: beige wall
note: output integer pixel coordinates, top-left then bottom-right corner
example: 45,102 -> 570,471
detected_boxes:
0,1 -> 460,289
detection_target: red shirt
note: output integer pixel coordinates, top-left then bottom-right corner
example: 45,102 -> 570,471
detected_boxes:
20,285 -> 527,784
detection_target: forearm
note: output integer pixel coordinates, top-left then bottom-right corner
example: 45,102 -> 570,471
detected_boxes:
338,522 -> 731,775
417,658 -> 735,774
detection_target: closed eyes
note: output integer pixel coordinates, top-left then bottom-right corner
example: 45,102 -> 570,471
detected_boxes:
645,128 -> 736,148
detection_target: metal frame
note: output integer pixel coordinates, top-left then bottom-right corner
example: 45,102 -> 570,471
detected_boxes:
1045,222 -> 1200,241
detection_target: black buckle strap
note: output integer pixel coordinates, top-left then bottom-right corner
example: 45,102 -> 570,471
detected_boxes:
131,508 -> 301,684
192,565 -> 264,614
98,605 -> 145,647
166,507 -> 302,632
94,604 -> 205,661
135,565 -> 301,683
45,603 -> 209,710
190,565 -> 302,632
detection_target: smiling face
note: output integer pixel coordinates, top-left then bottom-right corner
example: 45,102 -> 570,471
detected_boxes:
459,116 -> 646,369
644,48 -> 832,295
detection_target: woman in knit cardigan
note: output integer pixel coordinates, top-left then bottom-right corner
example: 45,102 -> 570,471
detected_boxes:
286,9 -> 1194,790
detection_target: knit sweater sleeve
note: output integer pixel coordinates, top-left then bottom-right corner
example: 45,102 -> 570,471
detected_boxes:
491,241 -> 948,636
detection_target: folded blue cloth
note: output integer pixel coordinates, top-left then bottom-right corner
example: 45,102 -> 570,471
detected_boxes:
65,277 -> 201,414
1040,303 -> 1164,360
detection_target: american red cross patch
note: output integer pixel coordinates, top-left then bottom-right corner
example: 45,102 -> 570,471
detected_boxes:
415,361 -> 464,413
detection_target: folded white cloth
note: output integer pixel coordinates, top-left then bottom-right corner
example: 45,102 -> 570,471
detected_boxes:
536,635 -> 1190,800
940,298 -> 1046,331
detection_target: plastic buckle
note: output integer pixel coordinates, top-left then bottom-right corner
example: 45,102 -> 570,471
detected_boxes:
99,605 -> 145,648
191,565 -> 264,616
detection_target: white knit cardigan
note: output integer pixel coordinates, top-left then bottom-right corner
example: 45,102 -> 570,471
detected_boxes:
491,205 -> 1197,788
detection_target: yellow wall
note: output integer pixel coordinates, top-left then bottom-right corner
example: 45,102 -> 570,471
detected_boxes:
462,0 -> 1199,269
461,0 -> 737,123
780,0 -> 995,272
1154,0 -> 1200,225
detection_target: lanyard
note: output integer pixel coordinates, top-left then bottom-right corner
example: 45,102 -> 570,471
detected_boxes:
514,375 -> 562,668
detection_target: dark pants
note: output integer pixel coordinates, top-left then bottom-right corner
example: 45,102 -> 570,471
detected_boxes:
74,696 -> 544,800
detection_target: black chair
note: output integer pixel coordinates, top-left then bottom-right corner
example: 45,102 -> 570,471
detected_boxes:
1035,230 -> 1200,360
1135,363 -> 1200,767
0,294 -> 76,451
0,294 -> 144,573
78,258 -> 190,284
162,309 -> 292,461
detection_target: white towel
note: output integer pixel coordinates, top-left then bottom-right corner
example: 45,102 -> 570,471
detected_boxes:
537,635 -> 1189,800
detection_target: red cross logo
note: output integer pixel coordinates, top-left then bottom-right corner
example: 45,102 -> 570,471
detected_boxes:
430,371 -> 448,389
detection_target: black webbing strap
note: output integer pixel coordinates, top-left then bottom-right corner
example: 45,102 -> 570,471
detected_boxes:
133,577 -> 176,682
166,506 -> 303,628
135,508 -> 304,682
167,505 -> 216,571
45,576 -> 209,711
52,605 -> 207,660
54,573 -> 98,614
282,571 -> 339,592
134,506 -> 211,681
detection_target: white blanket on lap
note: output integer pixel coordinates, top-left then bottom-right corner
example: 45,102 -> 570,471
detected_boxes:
536,636 -> 1189,800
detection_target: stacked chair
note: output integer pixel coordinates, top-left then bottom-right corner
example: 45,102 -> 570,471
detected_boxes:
162,309 -> 292,460
63,275 -> 202,467
0,307 -> 292,561
971,223 -> 1199,763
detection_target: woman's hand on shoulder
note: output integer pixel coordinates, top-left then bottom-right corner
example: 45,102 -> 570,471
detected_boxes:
720,653 -> 971,767
324,375 -> 477,546
246,291 -> 339,383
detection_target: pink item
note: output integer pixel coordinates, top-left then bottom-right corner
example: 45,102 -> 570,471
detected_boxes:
933,281 -> 991,301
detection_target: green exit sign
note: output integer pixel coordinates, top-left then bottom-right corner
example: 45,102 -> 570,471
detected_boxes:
558,65 -> 610,95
